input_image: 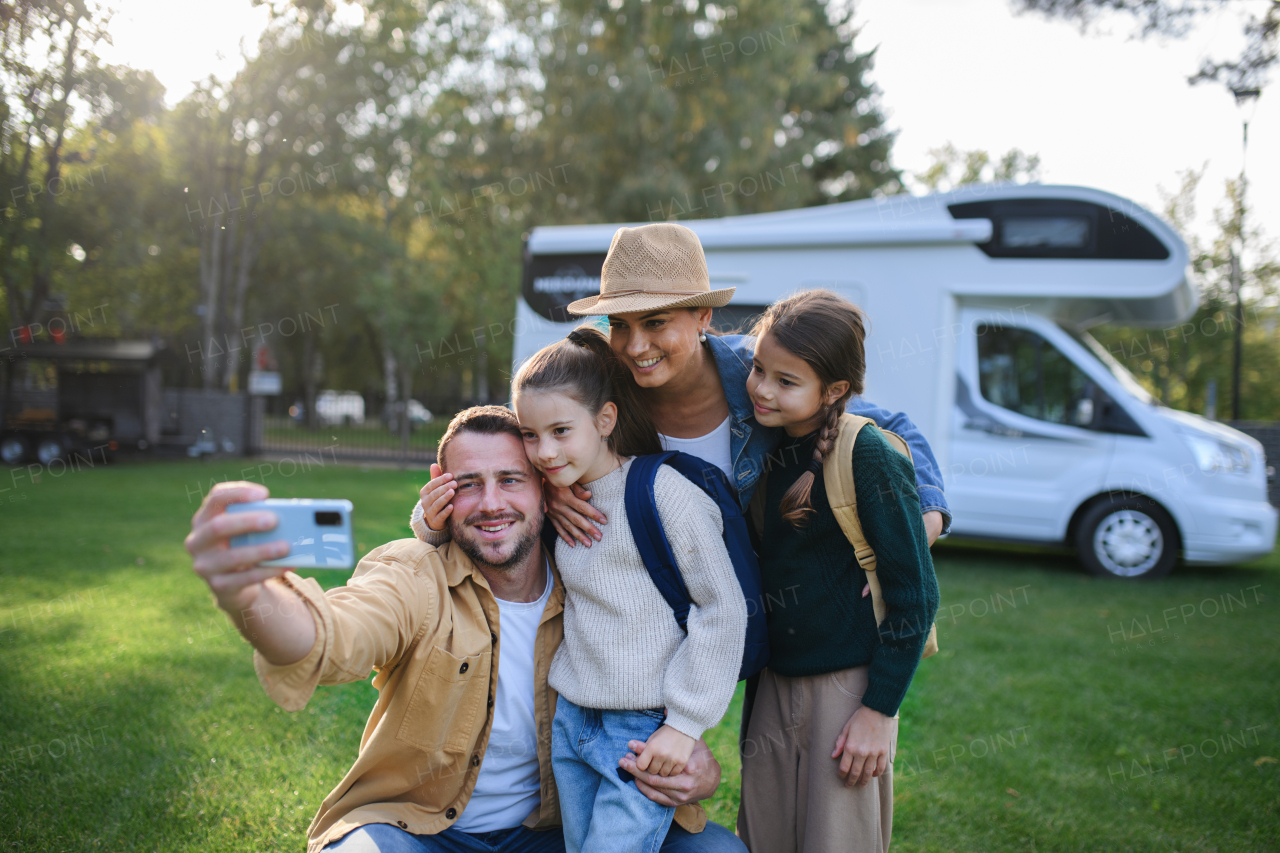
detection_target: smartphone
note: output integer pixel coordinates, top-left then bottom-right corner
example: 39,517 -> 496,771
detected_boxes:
228,499 -> 355,569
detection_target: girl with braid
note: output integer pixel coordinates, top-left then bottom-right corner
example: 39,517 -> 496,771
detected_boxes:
737,290 -> 940,853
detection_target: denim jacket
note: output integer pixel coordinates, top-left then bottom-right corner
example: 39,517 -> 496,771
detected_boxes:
708,334 -> 951,531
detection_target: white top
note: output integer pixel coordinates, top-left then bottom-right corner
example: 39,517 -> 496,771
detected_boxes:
548,457 -> 747,740
452,563 -> 553,833
659,416 -> 733,480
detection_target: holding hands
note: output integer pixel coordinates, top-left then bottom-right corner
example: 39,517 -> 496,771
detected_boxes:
634,724 -> 697,778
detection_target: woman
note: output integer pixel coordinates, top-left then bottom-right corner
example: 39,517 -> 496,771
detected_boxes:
407,223 -> 948,850
412,222 -> 949,547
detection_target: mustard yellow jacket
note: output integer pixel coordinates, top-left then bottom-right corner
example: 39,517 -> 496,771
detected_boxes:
253,538 -> 706,852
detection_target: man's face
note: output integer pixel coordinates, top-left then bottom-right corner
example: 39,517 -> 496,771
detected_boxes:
443,431 -> 544,572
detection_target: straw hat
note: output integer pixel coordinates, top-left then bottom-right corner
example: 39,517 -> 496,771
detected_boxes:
567,223 -> 735,316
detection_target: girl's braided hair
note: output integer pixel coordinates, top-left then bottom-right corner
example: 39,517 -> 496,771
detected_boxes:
750,289 -> 867,527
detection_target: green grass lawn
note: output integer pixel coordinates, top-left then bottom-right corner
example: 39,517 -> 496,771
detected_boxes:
1,459 -> 1277,851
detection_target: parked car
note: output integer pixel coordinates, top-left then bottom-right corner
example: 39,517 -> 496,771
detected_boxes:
315,391 -> 365,426
407,399 -> 433,424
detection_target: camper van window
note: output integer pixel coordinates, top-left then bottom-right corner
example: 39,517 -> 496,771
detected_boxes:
977,325 -> 1095,427
1001,216 -> 1090,250
1066,327 -> 1156,406
710,304 -> 769,335
949,199 -> 1170,260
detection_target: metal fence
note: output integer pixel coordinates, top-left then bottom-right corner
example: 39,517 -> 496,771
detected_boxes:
257,403 -> 446,466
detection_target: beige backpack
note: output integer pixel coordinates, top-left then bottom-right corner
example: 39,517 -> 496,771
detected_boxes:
751,413 -> 939,659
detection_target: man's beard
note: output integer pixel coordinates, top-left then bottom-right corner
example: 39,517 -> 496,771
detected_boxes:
450,509 -> 543,573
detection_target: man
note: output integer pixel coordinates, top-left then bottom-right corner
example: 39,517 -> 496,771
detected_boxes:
185,406 -> 744,853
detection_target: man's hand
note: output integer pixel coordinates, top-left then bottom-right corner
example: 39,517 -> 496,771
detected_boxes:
619,737 -> 721,807
923,510 -> 944,547
832,706 -> 897,788
186,482 -> 290,614
185,481 -> 316,665
419,463 -> 456,531
545,481 -> 607,547
634,724 -> 696,778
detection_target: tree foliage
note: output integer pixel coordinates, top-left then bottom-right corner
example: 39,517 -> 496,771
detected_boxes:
513,0 -> 898,223
0,0 -> 164,331
1090,170 -> 1280,418
0,0 -> 904,420
1013,0 -> 1280,88
912,143 -> 1041,193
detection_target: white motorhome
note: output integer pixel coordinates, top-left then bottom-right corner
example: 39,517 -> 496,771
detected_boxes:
512,185 -> 1277,579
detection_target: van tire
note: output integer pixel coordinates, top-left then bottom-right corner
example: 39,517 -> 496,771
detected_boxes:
1076,495 -> 1178,580
1,433 -> 29,465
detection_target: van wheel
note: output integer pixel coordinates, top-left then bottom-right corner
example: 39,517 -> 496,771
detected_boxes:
36,437 -> 65,466
1076,496 -> 1178,580
1,434 -> 28,465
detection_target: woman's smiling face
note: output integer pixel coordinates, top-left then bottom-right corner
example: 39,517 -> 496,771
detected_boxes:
607,307 -> 712,388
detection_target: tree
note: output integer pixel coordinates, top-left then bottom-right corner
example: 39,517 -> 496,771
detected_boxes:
251,200 -> 393,428
44,115 -> 198,345
0,0 -> 163,333
170,14 -> 355,390
482,0 -> 901,226
1013,0 -> 1280,88
911,143 -> 1041,193
241,0 -> 520,411
1090,170 -> 1280,419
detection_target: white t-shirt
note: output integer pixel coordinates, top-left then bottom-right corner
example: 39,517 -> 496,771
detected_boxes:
659,416 -> 733,480
452,563 -> 553,833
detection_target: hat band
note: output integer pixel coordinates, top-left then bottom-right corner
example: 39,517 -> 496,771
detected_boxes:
599,288 -> 709,299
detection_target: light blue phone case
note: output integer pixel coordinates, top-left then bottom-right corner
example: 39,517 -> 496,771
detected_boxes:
228,498 -> 355,569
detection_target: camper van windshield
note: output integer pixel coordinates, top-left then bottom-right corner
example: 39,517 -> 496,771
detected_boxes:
1064,328 -> 1156,406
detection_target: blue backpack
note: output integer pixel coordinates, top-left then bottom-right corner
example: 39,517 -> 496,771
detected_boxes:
623,451 -> 770,681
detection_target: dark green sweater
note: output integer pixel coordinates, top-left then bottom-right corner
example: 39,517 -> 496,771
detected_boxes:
757,424 -> 941,716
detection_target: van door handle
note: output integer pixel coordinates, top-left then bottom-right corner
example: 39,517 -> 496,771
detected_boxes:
965,419 -> 1023,438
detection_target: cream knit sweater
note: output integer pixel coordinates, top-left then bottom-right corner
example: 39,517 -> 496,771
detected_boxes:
409,457 -> 747,740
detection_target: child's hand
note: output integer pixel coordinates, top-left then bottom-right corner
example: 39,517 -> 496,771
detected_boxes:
635,725 -> 696,778
419,463 -> 455,531
832,706 -> 896,788
545,481 -> 607,547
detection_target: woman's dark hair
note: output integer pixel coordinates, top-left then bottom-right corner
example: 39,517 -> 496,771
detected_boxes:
513,325 -> 662,457
750,289 -> 867,527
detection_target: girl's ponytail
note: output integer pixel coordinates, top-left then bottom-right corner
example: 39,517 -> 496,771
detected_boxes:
515,326 -> 662,457
751,289 -> 866,528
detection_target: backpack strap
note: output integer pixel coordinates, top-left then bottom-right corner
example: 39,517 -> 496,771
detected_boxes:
822,415 -> 885,623
823,414 -> 937,658
624,452 -> 692,632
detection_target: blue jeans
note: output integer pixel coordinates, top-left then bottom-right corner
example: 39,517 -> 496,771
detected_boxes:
321,818 -> 745,853
552,695 -> 674,853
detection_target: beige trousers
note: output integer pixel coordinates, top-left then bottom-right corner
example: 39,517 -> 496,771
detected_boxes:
737,666 -> 894,853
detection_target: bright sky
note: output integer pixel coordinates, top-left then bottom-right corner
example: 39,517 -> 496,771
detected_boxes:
99,0 -> 270,100
858,0 -> 1279,253
102,0 -> 1278,251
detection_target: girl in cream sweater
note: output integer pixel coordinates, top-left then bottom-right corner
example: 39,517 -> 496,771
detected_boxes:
413,326 -> 746,853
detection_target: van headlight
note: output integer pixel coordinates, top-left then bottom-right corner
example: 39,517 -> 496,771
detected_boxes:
1182,432 -> 1252,474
